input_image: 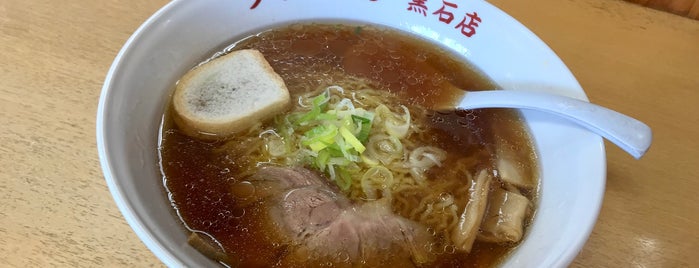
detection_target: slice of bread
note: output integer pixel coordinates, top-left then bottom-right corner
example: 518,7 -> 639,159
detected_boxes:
172,49 -> 290,139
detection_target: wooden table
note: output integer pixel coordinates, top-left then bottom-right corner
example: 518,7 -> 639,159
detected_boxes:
1,0 -> 697,267
624,0 -> 699,19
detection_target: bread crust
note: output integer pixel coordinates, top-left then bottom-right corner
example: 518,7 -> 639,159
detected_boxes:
172,49 -> 290,140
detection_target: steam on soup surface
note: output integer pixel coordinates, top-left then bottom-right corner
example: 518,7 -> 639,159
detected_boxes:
159,23 -> 539,267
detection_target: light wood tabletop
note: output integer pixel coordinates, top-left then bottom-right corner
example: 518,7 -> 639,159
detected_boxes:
1,0 -> 697,267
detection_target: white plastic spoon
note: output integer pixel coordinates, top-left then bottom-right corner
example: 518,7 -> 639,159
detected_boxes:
454,90 -> 652,159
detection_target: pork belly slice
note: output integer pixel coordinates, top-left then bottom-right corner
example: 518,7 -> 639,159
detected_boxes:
246,166 -> 435,266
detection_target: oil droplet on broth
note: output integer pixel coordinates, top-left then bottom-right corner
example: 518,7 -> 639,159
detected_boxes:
230,181 -> 255,200
231,207 -> 245,218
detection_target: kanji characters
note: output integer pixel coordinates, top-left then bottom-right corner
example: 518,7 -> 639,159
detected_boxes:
405,1 -> 483,38
407,0 -> 429,16
454,12 -> 482,37
432,1 -> 458,24
249,1 -> 483,38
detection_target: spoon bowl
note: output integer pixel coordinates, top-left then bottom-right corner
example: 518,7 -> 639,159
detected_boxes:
452,90 -> 652,159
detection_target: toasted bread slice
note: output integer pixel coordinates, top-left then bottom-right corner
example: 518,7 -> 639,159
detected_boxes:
172,49 -> 290,139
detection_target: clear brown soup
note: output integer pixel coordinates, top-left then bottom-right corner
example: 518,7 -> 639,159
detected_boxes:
159,23 -> 538,267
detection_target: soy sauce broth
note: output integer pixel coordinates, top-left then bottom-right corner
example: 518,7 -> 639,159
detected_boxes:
159,23 -> 538,267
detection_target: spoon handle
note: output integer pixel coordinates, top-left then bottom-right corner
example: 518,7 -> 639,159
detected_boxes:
457,90 -> 652,159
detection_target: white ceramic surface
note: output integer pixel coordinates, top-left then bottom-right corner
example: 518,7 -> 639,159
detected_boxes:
97,0 -> 606,267
455,90 -> 651,159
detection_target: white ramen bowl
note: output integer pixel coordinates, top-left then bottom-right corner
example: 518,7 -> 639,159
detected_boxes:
97,0 -> 606,267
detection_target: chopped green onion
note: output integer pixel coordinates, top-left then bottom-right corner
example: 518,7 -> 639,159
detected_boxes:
340,126 -> 366,153
352,115 -> 372,143
302,125 -> 338,146
316,113 -> 338,121
336,167 -> 352,190
294,93 -> 328,125
334,135 -> 359,162
278,89 -> 380,191
315,149 -> 330,170
308,141 -> 329,152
